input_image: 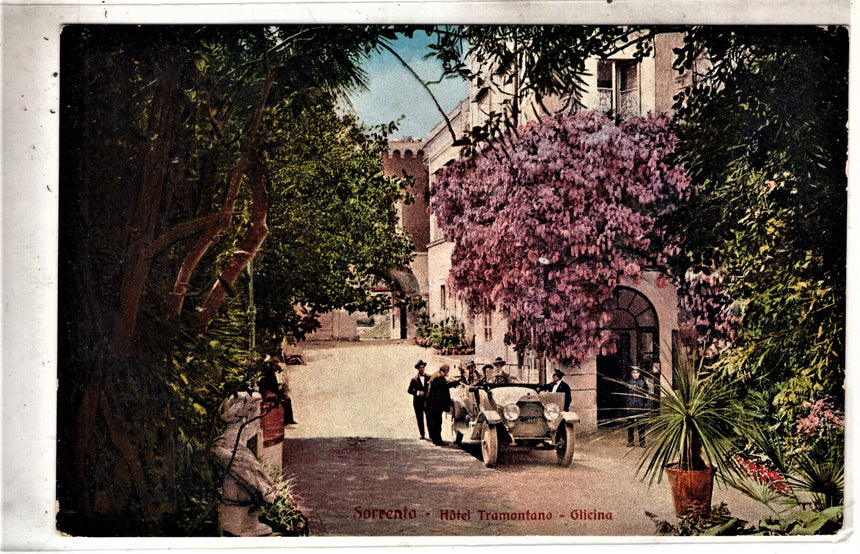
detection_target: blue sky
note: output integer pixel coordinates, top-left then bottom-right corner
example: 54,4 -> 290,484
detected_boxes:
344,32 -> 468,140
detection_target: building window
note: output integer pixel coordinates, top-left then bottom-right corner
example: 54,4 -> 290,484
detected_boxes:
483,313 -> 492,342
596,60 -> 640,119
597,61 -> 613,89
440,285 -> 446,310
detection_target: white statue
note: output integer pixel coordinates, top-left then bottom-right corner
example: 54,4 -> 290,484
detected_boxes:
212,391 -> 277,536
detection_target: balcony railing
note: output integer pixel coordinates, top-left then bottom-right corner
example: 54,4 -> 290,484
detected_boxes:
619,88 -> 640,118
597,87 -> 640,119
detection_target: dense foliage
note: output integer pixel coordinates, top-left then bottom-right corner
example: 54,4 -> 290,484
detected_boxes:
253,104 -> 414,351
413,314 -> 474,354
58,25 -> 412,535
668,26 -> 847,450
646,502 -> 843,536
432,110 -> 689,362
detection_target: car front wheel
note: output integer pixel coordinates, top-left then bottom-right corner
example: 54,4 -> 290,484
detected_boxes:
481,422 -> 498,467
556,423 -> 575,467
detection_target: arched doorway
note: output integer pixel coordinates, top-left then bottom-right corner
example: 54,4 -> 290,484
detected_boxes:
388,270 -> 415,339
596,286 -> 659,424
377,269 -> 421,340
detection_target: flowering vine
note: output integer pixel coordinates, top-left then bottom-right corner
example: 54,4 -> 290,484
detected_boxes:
678,268 -> 743,355
796,397 -> 845,438
432,110 -> 690,361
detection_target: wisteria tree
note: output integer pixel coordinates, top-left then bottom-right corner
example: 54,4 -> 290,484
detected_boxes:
432,110 -> 689,362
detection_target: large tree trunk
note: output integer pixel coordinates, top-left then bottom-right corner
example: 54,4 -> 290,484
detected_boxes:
196,156 -> 269,328
71,53 -> 187,533
167,69 -> 277,324
110,56 -> 185,361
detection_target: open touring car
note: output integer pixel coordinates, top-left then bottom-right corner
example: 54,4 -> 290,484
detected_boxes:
450,383 -> 580,467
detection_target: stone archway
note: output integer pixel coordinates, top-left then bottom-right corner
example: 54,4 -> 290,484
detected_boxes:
387,270 -> 421,339
596,286 -> 659,423
364,269 -> 423,340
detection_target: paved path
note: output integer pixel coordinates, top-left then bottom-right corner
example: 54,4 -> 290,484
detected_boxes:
281,340 -> 770,537
284,339 -> 425,439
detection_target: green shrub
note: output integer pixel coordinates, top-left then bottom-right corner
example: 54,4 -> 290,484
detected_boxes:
414,313 -> 434,339
258,466 -> 309,536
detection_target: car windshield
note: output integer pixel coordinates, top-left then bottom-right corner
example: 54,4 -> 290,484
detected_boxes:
490,386 -> 540,406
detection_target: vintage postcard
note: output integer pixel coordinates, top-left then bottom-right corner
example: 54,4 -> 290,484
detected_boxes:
0,0 -> 854,551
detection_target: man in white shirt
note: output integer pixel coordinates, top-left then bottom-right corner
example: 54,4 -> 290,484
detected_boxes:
407,360 -> 430,440
543,368 -> 572,411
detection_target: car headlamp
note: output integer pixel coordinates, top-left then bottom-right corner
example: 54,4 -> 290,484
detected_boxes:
503,403 -> 521,421
544,403 -> 561,421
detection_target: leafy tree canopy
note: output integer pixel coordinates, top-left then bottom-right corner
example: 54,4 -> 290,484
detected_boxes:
253,103 -> 414,348
668,26 -> 847,435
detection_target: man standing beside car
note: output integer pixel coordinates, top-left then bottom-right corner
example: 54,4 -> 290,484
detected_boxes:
407,360 -> 429,440
543,368 -> 572,411
425,364 -> 460,446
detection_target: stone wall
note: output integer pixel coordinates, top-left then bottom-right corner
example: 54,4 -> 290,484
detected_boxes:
305,310 -> 360,342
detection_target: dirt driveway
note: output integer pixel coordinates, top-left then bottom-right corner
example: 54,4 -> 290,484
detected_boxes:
281,340 -> 770,537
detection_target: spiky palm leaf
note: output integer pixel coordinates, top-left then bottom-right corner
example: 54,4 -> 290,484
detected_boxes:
635,356 -> 741,486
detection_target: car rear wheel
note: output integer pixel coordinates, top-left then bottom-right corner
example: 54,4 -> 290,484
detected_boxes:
556,423 -> 575,467
481,422 -> 498,467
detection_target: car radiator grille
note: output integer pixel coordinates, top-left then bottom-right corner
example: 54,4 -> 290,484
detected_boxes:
518,400 -> 544,421
508,400 -> 547,438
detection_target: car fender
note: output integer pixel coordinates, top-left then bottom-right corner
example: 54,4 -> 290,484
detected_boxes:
561,411 -> 580,424
479,410 -> 503,425
470,412 -> 503,442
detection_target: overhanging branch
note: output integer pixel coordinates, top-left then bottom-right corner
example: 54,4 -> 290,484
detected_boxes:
380,42 -> 461,145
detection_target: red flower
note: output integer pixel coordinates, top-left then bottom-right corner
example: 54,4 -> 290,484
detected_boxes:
734,455 -> 790,494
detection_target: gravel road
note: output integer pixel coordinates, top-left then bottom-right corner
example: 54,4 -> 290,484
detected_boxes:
280,340 -> 770,537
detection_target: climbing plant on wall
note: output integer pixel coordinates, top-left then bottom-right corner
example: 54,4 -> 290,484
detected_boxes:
432,110 -> 689,362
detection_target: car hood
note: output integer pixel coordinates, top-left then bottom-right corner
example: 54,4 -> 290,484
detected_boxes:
489,386 -> 542,406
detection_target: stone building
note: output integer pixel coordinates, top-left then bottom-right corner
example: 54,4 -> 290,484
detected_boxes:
424,34 -> 693,432
380,139 -> 431,339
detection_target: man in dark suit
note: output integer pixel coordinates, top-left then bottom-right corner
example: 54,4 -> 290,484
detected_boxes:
543,368 -> 572,411
425,364 -> 460,446
407,360 -> 430,440
625,366 -> 649,447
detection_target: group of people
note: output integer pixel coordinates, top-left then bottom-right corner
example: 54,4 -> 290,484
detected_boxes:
407,360 -> 458,445
406,357 -> 574,446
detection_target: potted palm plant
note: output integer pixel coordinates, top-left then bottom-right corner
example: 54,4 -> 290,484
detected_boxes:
633,354 -> 740,517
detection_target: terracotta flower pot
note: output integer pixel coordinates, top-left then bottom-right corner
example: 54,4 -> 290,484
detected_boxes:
665,463 -> 715,517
